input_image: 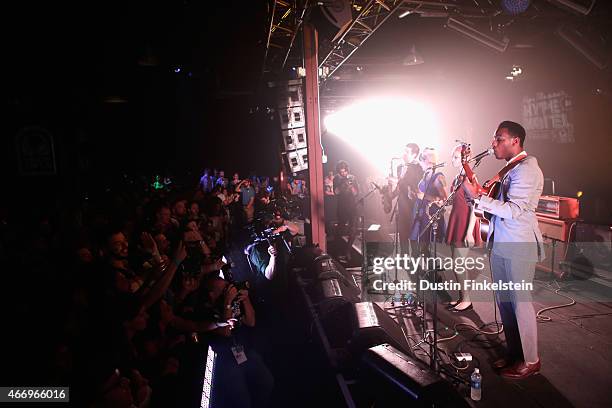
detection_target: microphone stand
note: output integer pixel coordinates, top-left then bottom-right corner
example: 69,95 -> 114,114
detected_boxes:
357,184 -> 378,302
416,167 -> 466,372
389,196 -> 400,287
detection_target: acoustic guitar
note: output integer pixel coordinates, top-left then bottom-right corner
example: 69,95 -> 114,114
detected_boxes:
460,144 -> 526,241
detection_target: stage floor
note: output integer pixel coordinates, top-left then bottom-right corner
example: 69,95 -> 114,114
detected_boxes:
334,237 -> 612,408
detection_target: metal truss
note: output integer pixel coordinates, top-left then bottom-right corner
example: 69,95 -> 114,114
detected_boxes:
263,0 -> 305,75
318,0 -> 405,81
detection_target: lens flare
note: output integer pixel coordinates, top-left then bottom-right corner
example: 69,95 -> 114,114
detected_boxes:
324,97 -> 440,175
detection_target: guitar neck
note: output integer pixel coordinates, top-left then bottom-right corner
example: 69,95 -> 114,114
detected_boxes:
462,162 -> 477,184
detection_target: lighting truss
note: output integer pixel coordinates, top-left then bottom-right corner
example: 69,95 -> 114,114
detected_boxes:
263,0 -> 305,75
318,0 -> 405,81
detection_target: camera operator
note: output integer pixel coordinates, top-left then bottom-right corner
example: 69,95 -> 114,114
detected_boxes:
268,209 -> 299,239
246,236 -> 279,282
245,211 -> 296,284
243,218 -> 296,329
202,276 -> 274,408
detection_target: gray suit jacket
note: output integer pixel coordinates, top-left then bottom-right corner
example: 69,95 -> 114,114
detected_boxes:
477,155 -> 545,262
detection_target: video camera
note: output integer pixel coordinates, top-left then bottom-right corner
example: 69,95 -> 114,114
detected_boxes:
250,226 -> 284,245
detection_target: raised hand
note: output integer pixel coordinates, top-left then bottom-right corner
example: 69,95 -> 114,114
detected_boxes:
173,241 -> 187,264
141,232 -> 158,254
223,284 -> 239,305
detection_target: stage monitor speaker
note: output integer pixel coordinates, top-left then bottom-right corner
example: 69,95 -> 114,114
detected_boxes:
362,344 -> 470,408
349,302 -> 411,355
305,251 -> 361,316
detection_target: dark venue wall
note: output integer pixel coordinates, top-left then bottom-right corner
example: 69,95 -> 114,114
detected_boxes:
3,1 -> 273,214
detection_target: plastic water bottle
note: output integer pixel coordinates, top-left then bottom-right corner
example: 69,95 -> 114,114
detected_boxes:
470,368 -> 482,401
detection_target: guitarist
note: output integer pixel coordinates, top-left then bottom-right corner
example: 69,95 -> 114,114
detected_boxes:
463,121 -> 545,379
393,143 -> 424,256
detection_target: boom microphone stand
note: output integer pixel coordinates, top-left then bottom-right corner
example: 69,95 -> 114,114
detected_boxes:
416,164 -> 473,370
414,166 -> 466,371
357,184 -> 378,301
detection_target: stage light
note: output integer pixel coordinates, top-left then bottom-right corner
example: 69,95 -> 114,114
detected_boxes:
398,10 -> 412,18
505,65 -> 524,81
445,17 -> 509,53
324,97 -> 439,175
403,45 -> 424,66
557,25 -> 608,70
546,0 -> 596,15
501,0 -> 531,15
577,191 -> 583,198
200,346 -> 216,408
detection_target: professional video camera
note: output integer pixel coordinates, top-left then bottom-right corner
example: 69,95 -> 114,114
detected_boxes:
247,223 -> 292,255
251,226 -> 284,244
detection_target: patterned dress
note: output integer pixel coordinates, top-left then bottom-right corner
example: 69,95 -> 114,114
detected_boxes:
445,175 -> 482,248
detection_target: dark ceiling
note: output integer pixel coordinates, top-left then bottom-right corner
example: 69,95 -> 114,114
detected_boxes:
4,0 -> 611,183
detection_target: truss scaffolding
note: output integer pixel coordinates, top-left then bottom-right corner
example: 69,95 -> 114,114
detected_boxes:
318,0 -> 405,81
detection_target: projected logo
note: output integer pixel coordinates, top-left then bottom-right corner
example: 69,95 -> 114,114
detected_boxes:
522,91 -> 574,143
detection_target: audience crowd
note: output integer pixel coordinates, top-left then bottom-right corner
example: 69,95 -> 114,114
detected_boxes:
0,169 -> 306,408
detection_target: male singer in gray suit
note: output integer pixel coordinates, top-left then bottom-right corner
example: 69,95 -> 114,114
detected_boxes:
463,121 -> 544,379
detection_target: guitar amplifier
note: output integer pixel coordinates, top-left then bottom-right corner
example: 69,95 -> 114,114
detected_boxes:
536,195 -> 579,219
537,216 -> 576,242
536,217 -> 577,278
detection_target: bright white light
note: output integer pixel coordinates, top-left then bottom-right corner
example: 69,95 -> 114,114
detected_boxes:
201,346 -> 216,408
398,10 -> 412,18
324,97 -> 440,174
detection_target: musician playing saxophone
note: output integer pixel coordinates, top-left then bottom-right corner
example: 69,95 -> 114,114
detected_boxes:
392,143 -> 423,256
333,160 -> 360,263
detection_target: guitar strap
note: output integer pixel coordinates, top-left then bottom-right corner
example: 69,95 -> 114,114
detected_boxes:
483,154 -> 528,190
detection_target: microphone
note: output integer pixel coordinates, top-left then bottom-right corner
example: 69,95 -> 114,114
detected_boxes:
428,162 -> 446,170
469,148 -> 494,163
